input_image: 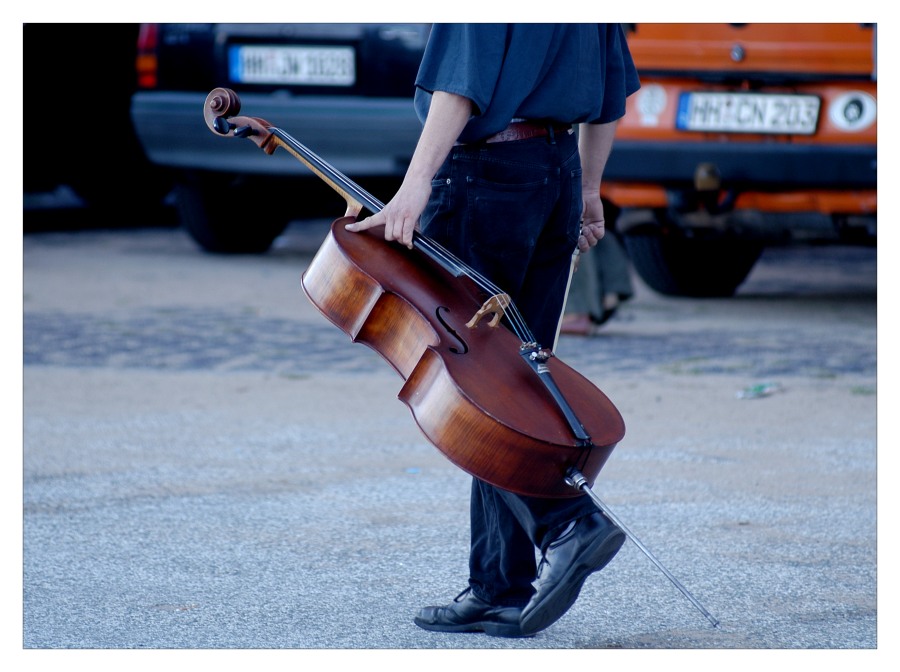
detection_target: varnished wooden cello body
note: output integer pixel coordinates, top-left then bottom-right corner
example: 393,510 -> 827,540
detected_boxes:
304,216 -> 624,498
202,87 -> 720,627
202,87 -> 624,498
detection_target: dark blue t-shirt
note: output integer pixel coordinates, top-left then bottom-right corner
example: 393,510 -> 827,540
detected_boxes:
414,23 -> 640,143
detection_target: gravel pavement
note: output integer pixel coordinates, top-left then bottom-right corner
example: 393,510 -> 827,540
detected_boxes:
19,221 -> 883,667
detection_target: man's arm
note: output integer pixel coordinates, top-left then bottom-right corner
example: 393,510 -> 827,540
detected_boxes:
345,90 -> 473,248
577,120 -> 619,252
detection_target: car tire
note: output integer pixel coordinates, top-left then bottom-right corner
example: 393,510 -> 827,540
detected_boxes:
622,221 -> 763,297
175,172 -> 290,254
70,156 -> 173,217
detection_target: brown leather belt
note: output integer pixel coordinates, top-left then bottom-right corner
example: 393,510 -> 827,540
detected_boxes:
463,120 -> 573,145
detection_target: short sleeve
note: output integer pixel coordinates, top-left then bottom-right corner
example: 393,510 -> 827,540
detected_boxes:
593,24 -> 641,124
414,24 -> 509,114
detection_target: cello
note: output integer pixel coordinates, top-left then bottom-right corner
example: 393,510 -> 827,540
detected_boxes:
203,87 -> 718,626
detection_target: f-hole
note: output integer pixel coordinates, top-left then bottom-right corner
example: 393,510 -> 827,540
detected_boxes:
435,306 -> 469,354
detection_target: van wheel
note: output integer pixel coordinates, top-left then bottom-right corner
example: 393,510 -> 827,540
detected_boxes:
175,172 -> 289,254
622,222 -> 763,297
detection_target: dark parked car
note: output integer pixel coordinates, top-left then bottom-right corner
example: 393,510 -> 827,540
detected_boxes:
130,23 -> 430,253
602,23 -> 877,297
24,24 -> 172,217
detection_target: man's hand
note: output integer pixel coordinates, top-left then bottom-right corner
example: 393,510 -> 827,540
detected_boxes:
345,175 -> 432,249
578,191 -> 606,253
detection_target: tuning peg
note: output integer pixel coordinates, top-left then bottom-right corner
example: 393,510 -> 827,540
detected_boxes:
212,116 -> 233,135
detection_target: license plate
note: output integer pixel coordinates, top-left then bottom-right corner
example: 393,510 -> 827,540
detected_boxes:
228,45 -> 356,86
676,92 -> 820,135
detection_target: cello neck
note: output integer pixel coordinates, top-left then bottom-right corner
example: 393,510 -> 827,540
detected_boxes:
268,128 -> 384,217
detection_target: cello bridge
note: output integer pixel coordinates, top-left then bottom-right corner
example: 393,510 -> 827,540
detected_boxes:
466,293 -> 511,329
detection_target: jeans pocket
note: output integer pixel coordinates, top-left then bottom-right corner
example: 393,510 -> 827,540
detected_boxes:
465,175 -> 550,259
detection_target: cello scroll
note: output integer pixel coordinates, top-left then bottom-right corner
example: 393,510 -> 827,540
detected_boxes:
203,87 -> 275,152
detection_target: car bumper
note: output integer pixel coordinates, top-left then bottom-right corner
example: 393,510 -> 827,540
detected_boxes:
130,91 -> 422,177
605,140 -> 877,190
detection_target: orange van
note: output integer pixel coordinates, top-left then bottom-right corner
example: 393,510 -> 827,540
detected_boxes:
603,23 -> 877,296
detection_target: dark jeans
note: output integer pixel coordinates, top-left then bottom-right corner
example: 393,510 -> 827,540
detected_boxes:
420,128 -> 599,607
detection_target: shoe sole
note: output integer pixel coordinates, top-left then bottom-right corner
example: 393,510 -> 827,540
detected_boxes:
520,527 -> 625,636
413,616 -> 530,638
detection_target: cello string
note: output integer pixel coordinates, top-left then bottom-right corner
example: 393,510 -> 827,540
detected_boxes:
273,127 -> 539,345
411,235 -> 530,340
413,235 -> 537,345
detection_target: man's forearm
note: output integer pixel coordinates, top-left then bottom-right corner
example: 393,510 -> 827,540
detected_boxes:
405,91 -> 473,184
578,120 -> 619,194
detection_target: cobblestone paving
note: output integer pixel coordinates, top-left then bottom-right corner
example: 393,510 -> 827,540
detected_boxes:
23,224 -> 877,382
23,305 -> 876,379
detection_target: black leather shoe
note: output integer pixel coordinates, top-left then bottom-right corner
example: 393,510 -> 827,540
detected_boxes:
414,587 -> 529,638
520,512 -> 625,635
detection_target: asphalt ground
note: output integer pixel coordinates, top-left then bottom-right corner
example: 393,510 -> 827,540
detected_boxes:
17,219 -> 885,669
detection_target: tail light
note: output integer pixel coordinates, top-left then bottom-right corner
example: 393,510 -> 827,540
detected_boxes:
136,23 -> 158,89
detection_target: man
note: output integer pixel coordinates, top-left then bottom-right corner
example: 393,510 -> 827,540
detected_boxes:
346,24 -> 640,637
